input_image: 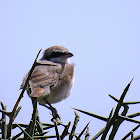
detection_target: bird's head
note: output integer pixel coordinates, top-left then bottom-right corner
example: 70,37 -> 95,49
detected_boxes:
41,46 -> 73,64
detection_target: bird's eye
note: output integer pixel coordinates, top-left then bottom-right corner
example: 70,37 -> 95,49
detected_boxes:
50,52 -> 65,58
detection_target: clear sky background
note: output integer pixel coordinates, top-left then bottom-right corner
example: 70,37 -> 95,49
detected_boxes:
0,0 -> 140,139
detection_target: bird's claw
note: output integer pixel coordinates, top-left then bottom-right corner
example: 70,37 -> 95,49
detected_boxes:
50,107 -> 61,122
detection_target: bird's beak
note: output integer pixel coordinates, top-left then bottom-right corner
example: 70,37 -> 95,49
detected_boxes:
66,52 -> 74,57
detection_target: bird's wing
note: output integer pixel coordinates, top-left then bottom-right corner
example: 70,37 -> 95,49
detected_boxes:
28,67 -> 60,97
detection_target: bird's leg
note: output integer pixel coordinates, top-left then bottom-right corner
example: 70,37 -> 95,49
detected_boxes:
39,101 -> 61,121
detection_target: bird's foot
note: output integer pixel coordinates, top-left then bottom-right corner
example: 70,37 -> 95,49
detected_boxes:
49,106 -> 61,122
39,103 -> 61,122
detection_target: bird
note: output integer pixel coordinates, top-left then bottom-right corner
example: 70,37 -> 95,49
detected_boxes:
21,46 -> 74,119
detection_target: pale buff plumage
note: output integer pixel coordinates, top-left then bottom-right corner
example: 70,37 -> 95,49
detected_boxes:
22,46 -> 74,105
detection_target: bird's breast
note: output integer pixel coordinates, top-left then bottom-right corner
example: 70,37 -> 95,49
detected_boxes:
44,63 -> 74,104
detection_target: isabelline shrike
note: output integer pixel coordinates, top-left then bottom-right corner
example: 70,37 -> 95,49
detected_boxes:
21,46 -> 74,119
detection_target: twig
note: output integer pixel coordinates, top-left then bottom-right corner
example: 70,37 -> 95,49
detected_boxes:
16,123 -> 34,140
76,121 -> 90,139
25,97 -> 37,139
127,112 -> 140,118
53,119 -> 61,140
69,111 -> 80,140
85,126 -> 90,140
12,131 -> 23,140
1,102 -> 7,139
91,108 -> 114,140
121,125 -> 140,140
60,121 -> 71,139
91,127 -> 106,140
101,78 -> 133,140
108,105 -> 129,139
73,108 -> 107,122
6,49 -> 42,138
131,131 -> 134,140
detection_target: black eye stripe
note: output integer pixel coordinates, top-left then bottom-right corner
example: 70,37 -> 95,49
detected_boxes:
41,52 -> 67,60
50,52 -> 66,58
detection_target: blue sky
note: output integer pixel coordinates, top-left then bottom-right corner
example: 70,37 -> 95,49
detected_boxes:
0,0 -> 140,139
